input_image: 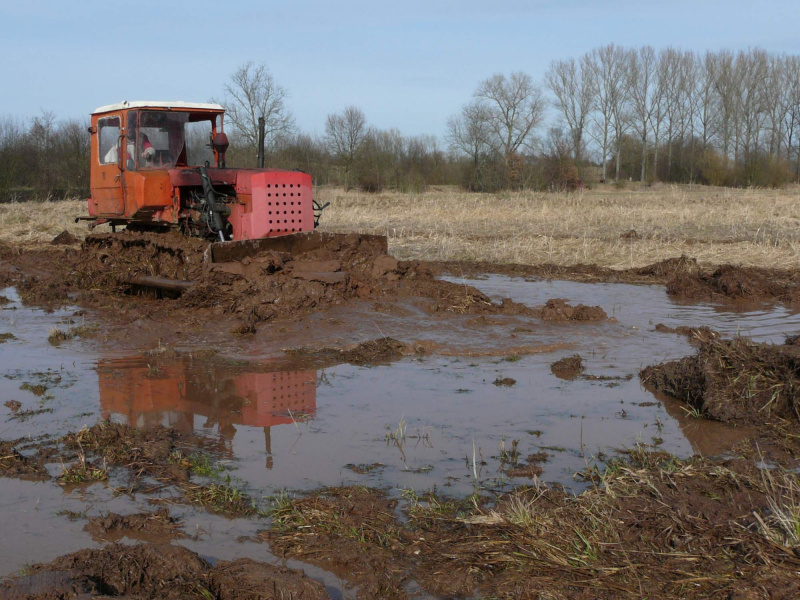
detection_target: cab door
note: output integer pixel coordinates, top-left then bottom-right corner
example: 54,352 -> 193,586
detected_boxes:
90,113 -> 126,217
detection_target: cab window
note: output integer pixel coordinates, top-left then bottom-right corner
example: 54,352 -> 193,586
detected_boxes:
98,117 -> 121,165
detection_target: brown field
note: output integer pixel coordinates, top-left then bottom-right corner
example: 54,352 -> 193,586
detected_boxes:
2,183 -> 799,268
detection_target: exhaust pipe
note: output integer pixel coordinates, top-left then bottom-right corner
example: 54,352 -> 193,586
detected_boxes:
257,116 -> 266,168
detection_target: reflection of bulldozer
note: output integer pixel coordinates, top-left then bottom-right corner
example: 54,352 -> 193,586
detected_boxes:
97,357 -> 316,469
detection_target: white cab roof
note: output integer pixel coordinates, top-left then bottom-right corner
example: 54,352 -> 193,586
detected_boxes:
92,101 -> 224,114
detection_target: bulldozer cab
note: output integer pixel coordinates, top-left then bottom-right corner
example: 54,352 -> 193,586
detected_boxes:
88,101 -> 225,220
125,109 -> 217,170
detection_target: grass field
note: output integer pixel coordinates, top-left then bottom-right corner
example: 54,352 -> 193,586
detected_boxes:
2,183 -> 799,269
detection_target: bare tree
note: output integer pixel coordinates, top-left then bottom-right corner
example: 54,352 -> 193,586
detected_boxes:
545,56 -> 596,169
628,46 -> 660,181
218,61 -> 295,158
446,100 -> 492,167
474,72 -> 546,161
325,106 -> 368,188
586,44 -> 628,181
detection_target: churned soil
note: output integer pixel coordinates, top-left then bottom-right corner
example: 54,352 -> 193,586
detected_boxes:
437,254 -> 800,304
0,438 -> 49,480
0,543 -> 329,600
11,236 -> 792,344
262,455 -> 800,599
641,338 -> 800,426
286,337 -> 410,367
1,232 -> 541,335
539,299 -> 607,322
550,354 -> 584,380
653,323 -> 720,343
641,337 -> 800,461
84,508 -> 185,542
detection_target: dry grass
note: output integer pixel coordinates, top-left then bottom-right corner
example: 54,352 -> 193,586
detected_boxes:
316,183 -> 800,269
0,199 -> 86,245
3,184 -> 800,268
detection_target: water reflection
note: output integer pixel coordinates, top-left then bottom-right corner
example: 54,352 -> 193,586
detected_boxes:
97,357 -> 316,469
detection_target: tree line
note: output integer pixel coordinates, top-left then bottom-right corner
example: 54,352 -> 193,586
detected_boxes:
3,46 -> 800,201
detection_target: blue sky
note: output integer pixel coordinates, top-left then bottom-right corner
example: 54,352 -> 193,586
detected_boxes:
3,0 -> 799,137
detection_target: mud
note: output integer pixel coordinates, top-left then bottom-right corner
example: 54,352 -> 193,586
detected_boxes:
641,338 -> 800,426
262,455 -> 800,599
5,232 -> 536,333
50,230 -> 79,246
653,322 -> 719,343
438,255 -> 800,305
0,438 -> 49,480
666,263 -> 800,303
84,508 -> 185,542
4,400 -> 22,411
0,543 -> 329,600
287,337 -> 410,367
538,298 -> 607,321
6,235 -> 800,598
550,354 -> 584,380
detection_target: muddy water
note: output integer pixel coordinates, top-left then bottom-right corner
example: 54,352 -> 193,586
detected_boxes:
2,277 -> 800,590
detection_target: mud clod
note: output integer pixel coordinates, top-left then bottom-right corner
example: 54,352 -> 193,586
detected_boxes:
4,400 -> 21,412
654,323 -> 719,343
50,231 -> 79,245
85,508 -> 185,542
550,354 -> 584,380
0,439 -> 48,480
288,337 -> 409,367
539,298 -> 607,321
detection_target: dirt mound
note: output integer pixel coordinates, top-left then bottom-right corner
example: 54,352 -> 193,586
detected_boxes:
50,231 -> 79,245
85,508 -> 185,542
538,298 -> 607,321
0,543 -> 328,600
14,231 -> 535,329
666,264 -> 800,302
550,354 -> 584,380
641,338 -> 800,425
653,323 -> 719,343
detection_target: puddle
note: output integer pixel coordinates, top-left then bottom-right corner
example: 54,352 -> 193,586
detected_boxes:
3,277 -> 800,589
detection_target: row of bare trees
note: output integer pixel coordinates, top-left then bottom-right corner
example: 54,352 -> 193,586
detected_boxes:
3,48 -> 800,201
542,45 -> 800,187
0,112 -> 89,201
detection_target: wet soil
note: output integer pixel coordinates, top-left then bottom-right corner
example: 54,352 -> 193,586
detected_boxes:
653,322 -> 719,343
0,543 -> 329,600
438,255 -> 800,304
641,337 -> 800,461
84,508 -> 185,542
4,235 -> 800,598
2,232 -> 538,335
550,354 -> 584,380
641,338 -> 800,426
539,298 -> 607,321
262,455 -> 800,599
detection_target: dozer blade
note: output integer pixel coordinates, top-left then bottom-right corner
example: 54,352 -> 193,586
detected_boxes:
207,231 -> 388,264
